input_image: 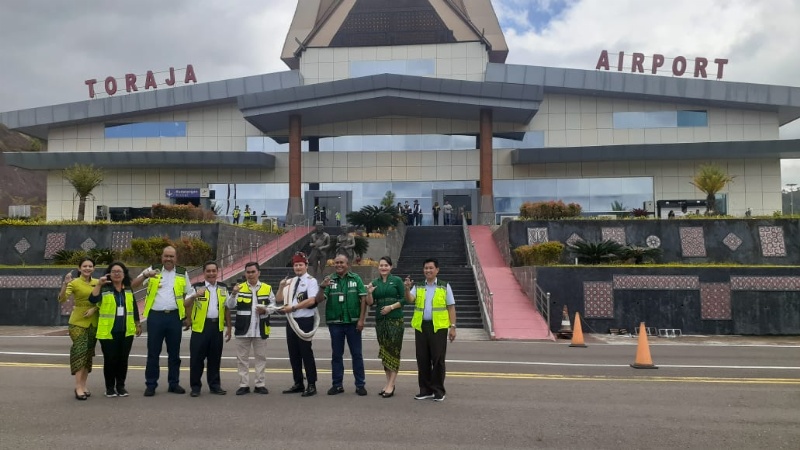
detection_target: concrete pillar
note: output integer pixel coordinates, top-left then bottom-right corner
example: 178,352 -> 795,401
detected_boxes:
478,108 -> 495,225
286,114 -> 304,224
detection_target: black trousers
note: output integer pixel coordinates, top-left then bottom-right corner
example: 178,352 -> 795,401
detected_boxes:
145,310 -> 182,389
189,319 -> 224,391
286,317 -> 317,385
415,321 -> 448,397
100,333 -> 134,390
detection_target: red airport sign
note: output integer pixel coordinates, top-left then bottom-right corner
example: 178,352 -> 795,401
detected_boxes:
596,51 -> 728,79
85,64 -> 197,98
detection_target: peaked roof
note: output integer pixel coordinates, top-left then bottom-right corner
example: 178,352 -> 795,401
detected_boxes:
280,0 -> 508,69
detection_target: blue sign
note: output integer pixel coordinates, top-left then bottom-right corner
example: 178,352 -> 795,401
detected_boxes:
165,188 -> 200,198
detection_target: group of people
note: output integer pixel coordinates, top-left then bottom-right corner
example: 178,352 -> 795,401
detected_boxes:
58,246 -> 458,402
398,199 -> 456,226
232,205 -> 271,225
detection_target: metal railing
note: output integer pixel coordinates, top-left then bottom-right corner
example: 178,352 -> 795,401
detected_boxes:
462,220 -> 495,339
531,275 -> 551,330
133,224 -> 312,303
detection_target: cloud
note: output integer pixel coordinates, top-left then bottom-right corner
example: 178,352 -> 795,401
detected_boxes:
1,0 -> 799,185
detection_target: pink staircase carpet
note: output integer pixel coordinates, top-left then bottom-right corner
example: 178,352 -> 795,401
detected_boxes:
469,226 -> 554,341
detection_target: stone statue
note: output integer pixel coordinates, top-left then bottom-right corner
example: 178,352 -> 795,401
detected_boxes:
335,226 -> 356,261
308,223 -> 331,278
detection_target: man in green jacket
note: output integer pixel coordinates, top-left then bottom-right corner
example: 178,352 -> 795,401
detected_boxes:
320,254 -> 368,396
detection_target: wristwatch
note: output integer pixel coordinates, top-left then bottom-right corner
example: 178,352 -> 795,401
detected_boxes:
449,324 -> 456,329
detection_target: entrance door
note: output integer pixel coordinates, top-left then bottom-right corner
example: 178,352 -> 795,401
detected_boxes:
432,188 -> 479,226
304,190 -> 352,226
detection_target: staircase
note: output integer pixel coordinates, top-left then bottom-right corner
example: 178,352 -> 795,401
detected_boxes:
366,226 -> 483,329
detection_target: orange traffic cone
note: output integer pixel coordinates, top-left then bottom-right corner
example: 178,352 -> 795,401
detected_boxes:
569,312 -> 587,347
630,322 -> 658,369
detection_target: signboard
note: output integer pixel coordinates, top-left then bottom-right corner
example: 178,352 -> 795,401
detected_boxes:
85,64 -> 197,99
165,188 -> 201,198
596,50 -> 728,79
200,188 -> 210,198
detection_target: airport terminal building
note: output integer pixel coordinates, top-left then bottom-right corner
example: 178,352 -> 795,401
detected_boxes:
3,0 -> 800,224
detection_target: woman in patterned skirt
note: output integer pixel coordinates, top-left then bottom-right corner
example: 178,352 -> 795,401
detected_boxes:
58,257 -> 99,400
365,256 -> 405,398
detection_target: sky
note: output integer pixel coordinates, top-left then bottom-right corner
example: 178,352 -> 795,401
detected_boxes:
0,0 -> 799,184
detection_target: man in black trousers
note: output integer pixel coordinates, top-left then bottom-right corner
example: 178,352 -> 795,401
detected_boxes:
184,261 -> 232,397
404,258 -> 457,402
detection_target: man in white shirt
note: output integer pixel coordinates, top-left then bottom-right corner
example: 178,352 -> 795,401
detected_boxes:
184,261 -> 232,397
276,252 -> 320,397
226,262 -> 274,395
132,246 -> 195,397
442,200 -> 453,225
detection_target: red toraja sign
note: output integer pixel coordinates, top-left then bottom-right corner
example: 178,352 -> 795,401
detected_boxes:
596,51 -> 728,79
85,64 -> 197,98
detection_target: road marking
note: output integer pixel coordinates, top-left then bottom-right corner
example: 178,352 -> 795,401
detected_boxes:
2,351 -> 799,371
1,362 -> 798,385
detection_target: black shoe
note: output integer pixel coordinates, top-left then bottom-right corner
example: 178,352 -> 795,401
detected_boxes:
301,384 -> 317,397
209,387 -> 227,395
414,392 -> 434,400
84,390 -> 91,398
74,389 -> 87,401
143,387 -> 155,397
254,386 -> 269,395
190,390 -> 200,397
104,388 -> 117,398
433,394 -> 446,402
168,385 -> 186,394
282,384 -> 305,394
327,385 -> 344,395
355,386 -> 368,396
235,387 -> 250,395
116,387 -> 129,397
381,387 -> 395,398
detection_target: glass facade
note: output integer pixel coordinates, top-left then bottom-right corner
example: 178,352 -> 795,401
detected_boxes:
350,59 -> 436,78
209,181 -> 475,224
210,177 -> 652,224
104,122 -> 187,138
246,132 -> 544,153
493,177 -> 654,219
612,111 -> 708,129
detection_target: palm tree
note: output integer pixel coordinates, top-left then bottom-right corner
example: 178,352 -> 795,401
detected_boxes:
690,164 -> 734,214
62,164 -> 104,221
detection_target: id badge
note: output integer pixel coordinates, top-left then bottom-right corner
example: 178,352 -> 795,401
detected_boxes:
116,306 -> 124,316
338,293 -> 345,303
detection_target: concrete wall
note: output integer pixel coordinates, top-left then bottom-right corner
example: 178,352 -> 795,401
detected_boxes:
507,219 -> 800,265
527,266 -> 800,336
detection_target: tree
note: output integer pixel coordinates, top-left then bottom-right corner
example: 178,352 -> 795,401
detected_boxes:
62,163 -> 104,221
380,190 -> 396,208
690,164 -> 734,214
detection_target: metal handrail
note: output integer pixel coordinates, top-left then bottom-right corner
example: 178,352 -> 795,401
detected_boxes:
532,276 -> 551,332
462,220 -> 495,339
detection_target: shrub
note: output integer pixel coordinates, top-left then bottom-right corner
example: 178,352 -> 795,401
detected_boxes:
630,208 -> 650,218
88,248 -> 116,266
513,241 -> 565,266
618,246 -> 662,264
353,236 -> 369,258
347,205 -> 399,233
53,249 -> 79,265
519,200 -> 582,220
120,235 -> 212,266
151,203 -> 216,221
568,239 -> 625,264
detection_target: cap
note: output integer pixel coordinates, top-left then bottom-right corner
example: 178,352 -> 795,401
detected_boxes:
292,252 -> 308,265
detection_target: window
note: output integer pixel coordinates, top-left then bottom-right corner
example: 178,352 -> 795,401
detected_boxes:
612,111 -> 707,129
493,177 -> 654,218
246,132 -> 544,153
350,59 -> 436,78
104,122 -> 187,138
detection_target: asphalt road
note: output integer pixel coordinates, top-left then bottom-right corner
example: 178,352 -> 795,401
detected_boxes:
0,330 -> 798,450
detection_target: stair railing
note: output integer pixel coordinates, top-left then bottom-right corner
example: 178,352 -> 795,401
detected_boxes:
462,220 -> 495,339
532,276 -> 551,332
